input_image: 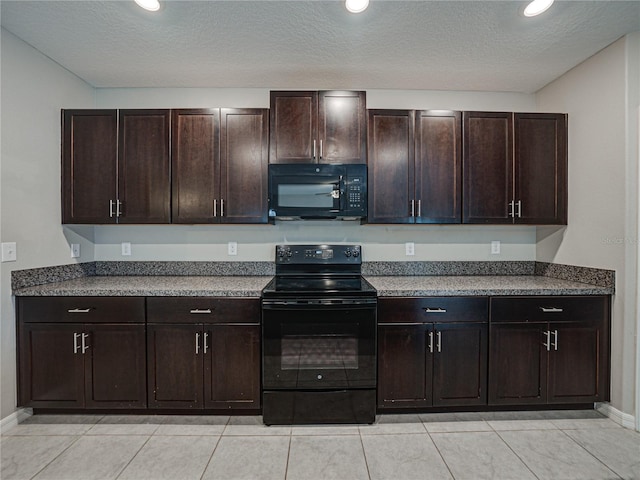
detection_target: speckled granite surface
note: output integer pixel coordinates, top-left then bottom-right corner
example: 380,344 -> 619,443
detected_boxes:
11,262 -> 95,290
366,275 -> 613,297
535,262 -> 615,289
95,261 -> 275,277
13,276 -> 272,297
363,261 -> 535,276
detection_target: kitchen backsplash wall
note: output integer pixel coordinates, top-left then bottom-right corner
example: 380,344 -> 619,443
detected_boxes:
88,224 -> 536,262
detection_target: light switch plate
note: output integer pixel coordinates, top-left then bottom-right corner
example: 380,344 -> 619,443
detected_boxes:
1,242 -> 17,262
121,242 -> 132,256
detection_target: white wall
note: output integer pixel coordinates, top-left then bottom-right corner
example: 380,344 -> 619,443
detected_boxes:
0,29 -> 96,420
536,36 -> 639,416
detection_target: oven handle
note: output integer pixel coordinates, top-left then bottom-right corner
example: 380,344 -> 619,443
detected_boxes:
262,300 -> 377,309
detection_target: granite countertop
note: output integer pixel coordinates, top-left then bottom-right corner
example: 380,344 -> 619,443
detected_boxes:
366,275 -> 613,297
12,273 -> 613,297
13,275 -> 273,297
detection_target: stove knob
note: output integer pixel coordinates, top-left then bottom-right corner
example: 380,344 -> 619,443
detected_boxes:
352,250 -> 360,257
277,250 -> 285,257
344,249 -> 351,257
287,250 -> 293,257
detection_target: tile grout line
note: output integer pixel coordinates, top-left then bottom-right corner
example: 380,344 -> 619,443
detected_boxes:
557,428 -> 624,480
198,416 -> 229,480
424,427 -> 458,480
26,433 -> 85,480
491,428 -> 542,480
357,429 -> 373,480
113,433 -> 155,480
284,434 -> 292,480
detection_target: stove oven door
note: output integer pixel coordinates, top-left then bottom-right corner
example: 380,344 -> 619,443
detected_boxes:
262,300 -> 376,390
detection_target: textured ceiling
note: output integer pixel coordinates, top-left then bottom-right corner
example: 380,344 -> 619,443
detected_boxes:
1,1 -> 639,93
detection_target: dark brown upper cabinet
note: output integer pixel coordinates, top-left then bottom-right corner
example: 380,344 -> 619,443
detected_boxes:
367,109 -> 461,224
118,110 -> 171,223
62,109 -> 171,224
172,108 -> 269,224
62,110 -> 118,224
463,112 -> 567,225
269,90 -> 366,164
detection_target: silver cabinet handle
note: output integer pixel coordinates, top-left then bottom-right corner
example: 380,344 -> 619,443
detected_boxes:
551,330 -> 558,351
424,308 -> 447,313
542,330 -> 551,351
73,332 -> 81,354
508,200 -> 515,218
540,307 -> 563,313
313,139 -> 317,159
109,200 -> 115,218
320,139 -> 323,159
213,199 -> 217,217
204,332 -> 209,354
68,308 -> 91,313
116,199 -> 122,217
410,200 -> 415,217
220,199 -> 224,217
417,200 -> 421,218
190,309 -> 212,314
436,331 -> 442,353
428,331 -> 434,353
516,200 -> 522,218
81,333 -> 89,354
195,332 -> 200,355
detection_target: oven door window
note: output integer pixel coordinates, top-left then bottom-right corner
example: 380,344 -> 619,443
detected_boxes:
262,305 -> 376,390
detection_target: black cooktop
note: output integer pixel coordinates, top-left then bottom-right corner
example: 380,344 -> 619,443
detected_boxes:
261,274 -> 377,297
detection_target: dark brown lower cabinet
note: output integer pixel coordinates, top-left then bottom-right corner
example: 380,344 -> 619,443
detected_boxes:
377,297 -> 488,410
147,297 -> 261,410
489,296 -> 610,405
19,323 -> 147,409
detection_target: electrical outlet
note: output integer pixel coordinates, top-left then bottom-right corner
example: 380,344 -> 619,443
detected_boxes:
71,243 -> 81,258
121,242 -> 132,256
491,240 -> 501,255
1,242 -> 17,262
228,242 -> 238,256
405,242 -> 415,256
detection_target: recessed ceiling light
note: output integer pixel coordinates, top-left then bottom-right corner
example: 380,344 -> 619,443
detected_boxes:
134,0 -> 160,12
345,0 -> 369,14
523,0 -> 554,17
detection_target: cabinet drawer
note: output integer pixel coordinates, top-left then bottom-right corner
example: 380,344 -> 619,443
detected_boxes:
18,297 -> 145,323
491,296 -> 608,324
378,297 -> 488,324
147,297 -> 260,324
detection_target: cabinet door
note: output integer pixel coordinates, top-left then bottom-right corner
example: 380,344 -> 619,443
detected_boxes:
367,110 -> 415,223
172,109 -> 220,223
62,110 -> 117,224
84,324 -> 147,409
318,91 -> 366,164
415,110 -> 462,224
547,322 -> 608,403
18,324 -> 84,408
220,108 -> 269,223
488,323 -> 547,405
147,324 -> 203,409
463,112 -> 514,224
514,113 -> 567,225
377,324 -> 432,409
204,324 -> 261,409
118,110 -> 171,223
432,323 -> 487,407
269,91 -> 318,163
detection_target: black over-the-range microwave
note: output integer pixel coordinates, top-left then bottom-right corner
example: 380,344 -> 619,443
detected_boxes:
268,164 -> 367,220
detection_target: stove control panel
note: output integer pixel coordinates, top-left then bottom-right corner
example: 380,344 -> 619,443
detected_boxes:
275,244 -> 361,264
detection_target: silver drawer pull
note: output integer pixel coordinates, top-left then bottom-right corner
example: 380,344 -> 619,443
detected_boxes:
540,307 -> 563,313
190,309 -> 212,314
68,308 -> 91,313
424,308 -> 447,313
73,332 -> 81,353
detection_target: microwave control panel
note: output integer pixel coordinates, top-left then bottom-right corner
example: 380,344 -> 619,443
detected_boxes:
346,176 -> 365,210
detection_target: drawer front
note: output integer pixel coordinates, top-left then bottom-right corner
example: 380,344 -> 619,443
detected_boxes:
19,297 -> 145,323
378,297 -> 488,324
147,297 -> 260,324
491,296 -> 608,324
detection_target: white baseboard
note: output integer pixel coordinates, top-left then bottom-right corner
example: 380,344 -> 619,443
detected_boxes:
596,403 -> 637,430
0,408 -> 33,434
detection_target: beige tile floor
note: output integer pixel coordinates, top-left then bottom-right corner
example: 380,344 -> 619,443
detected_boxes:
2,410 -> 639,480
